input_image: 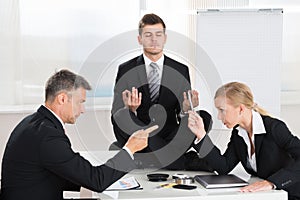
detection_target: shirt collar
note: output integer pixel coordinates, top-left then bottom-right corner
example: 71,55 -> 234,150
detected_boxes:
237,110 -> 266,136
43,105 -> 66,130
143,53 -> 164,68
252,110 -> 266,134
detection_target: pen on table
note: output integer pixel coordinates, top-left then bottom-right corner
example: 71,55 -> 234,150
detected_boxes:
155,183 -> 176,189
188,90 -> 194,111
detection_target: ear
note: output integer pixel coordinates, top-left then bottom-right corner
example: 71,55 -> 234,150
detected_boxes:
56,92 -> 68,105
239,104 -> 246,115
137,35 -> 142,45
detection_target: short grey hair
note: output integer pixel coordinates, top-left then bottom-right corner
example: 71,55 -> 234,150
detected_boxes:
45,69 -> 91,102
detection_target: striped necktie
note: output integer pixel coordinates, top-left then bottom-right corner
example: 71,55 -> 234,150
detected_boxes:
148,62 -> 160,102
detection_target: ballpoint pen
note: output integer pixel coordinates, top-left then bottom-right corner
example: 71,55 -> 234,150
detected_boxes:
188,90 -> 194,111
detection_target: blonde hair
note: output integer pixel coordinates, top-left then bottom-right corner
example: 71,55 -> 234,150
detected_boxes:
214,82 -> 270,116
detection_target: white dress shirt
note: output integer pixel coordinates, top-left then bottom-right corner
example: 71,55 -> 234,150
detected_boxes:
143,53 -> 164,84
237,110 -> 266,172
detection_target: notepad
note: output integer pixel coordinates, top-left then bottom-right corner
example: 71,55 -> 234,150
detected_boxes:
194,174 -> 248,189
105,176 -> 142,191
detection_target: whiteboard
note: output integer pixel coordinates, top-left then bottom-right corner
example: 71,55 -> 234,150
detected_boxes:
195,9 -> 283,127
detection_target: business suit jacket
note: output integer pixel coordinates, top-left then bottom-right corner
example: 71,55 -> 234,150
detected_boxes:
195,115 -> 300,199
111,54 -> 212,169
0,105 -> 136,200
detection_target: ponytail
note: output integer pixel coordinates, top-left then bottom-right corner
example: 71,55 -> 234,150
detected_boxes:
252,103 -> 270,116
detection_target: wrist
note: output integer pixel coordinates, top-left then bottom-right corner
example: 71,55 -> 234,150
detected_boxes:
182,107 -> 188,113
123,146 -> 134,159
131,109 -> 137,114
196,130 -> 206,140
124,144 -> 136,154
180,110 -> 188,115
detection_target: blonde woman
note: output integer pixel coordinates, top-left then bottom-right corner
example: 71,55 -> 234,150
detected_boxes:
188,82 -> 300,200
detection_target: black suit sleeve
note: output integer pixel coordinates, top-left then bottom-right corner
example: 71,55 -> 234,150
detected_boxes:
39,126 -> 136,193
193,131 -> 242,175
198,110 -> 213,133
266,120 -> 300,190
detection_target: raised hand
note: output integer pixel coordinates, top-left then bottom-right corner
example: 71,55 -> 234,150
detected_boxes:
182,90 -> 199,113
124,125 -> 159,154
122,87 -> 142,113
187,111 -> 206,140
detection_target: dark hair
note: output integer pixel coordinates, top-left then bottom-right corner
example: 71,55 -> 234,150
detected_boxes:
45,69 -> 91,102
138,13 -> 166,35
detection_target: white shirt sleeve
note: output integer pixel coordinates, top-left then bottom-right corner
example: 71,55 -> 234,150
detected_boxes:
194,137 -> 203,145
122,146 -> 134,160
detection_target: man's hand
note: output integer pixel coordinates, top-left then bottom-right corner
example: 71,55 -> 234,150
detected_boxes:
125,125 -> 159,154
122,87 -> 142,113
182,90 -> 199,113
240,180 -> 274,193
188,111 -> 206,140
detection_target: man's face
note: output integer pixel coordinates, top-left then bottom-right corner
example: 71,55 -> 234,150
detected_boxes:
138,23 -> 167,56
62,87 -> 86,124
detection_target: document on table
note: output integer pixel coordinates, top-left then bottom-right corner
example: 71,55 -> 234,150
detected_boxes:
105,176 -> 142,191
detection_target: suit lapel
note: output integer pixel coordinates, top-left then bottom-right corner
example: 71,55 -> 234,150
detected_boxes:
254,134 -> 264,156
158,56 -> 172,103
234,128 -> 249,164
136,55 -> 152,101
254,134 -> 264,172
233,128 -> 255,174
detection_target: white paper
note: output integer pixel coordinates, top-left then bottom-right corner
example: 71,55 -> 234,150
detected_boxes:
105,176 -> 141,191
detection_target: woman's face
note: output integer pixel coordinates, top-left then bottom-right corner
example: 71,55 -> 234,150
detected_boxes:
214,96 -> 241,129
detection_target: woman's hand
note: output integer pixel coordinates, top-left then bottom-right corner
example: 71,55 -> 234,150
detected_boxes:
188,110 -> 207,140
240,180 -> 274,193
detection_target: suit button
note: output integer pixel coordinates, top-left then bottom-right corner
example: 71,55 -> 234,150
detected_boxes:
152,118 -> 155,122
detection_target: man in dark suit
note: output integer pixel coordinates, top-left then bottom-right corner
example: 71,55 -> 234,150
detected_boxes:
0,69 -> 157,200
111,13 -> 213,170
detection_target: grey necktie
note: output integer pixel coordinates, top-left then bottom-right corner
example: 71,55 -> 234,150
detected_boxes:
148,62 -> 160,102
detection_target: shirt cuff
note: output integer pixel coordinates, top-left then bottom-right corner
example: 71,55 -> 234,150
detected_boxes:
124,107 -> 137,116
122,146 -> 134,160
179,110 -> 188,118
194,137 -> 203,144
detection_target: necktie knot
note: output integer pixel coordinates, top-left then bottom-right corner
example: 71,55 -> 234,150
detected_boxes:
150,62 -> 159,70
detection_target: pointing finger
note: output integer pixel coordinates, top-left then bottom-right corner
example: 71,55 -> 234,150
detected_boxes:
145,125 -> 159,134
